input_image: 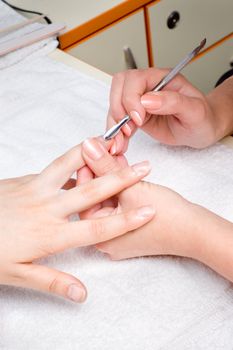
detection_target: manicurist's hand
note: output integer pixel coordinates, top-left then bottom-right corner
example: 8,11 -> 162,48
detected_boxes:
107,69 -> 233,154
81,138 -> 233,284
0,144 -> 155,303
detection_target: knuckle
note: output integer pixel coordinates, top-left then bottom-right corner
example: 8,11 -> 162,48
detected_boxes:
48,272 -> 63,294
172,91 -> 183,107
3,264 -> 24,285
174,72 -> 185,83
79,181 -> 99,200
122,211 -> 131,228
109,105 -> 121,121
42,239 -> 57,257
112,71 -> 125,84
194,100 -> 207,124
122,93 -> 133,107
150,67 -> 169,79
89,219 -> 106,242
125,68 -> 138,79
99,158 -> 119,175
115,166 -> 134,182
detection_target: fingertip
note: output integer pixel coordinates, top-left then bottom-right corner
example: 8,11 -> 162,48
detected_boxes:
136,205 -> 155,219
121,138 -> 129,154
110,133 -> 123,155
110,141 -> 117,155
130,110 -> 143,126
67,283 -> 87,303
122,123 -> 131,136
115,132 -> 125,155
141,92 -> 162,110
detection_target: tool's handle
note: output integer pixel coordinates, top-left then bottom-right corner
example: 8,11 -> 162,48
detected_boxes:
152,38 -> 206,92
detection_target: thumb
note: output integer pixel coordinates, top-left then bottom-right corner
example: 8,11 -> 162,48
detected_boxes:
141,90 -> 204,125
15,264 -> 87,303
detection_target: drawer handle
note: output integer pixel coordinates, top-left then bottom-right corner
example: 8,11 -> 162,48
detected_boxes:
167,11 -> 180,29
123,46 -> 137,69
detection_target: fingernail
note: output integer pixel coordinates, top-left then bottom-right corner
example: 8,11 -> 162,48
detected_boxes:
110,142 -> 117,155
83,138 -> 106,160
130,110 -> 142,126
67,284 -> 86,303
137,205 -> 155,218
132,161 -> 151,176
141,93 -> 162,109
123,123 -> 131,136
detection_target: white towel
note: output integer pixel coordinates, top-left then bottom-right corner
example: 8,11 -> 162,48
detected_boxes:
1,5 -> 233,349
0,1 -> 58,69
1,53 -> 233,350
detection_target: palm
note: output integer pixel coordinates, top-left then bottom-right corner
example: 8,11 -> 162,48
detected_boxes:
90,181 -> 160,259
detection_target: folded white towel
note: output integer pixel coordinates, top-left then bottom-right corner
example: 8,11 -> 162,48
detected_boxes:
0,1 -> 57,69
1,4 -> 233,349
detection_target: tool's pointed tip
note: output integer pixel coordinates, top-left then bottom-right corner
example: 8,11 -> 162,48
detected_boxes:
192,38 -> 206,57
200,38 -> 207,48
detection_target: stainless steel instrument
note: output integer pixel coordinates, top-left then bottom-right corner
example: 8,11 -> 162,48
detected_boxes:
103,38 -> 206,141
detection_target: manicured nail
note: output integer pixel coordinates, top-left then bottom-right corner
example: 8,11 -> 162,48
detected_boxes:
132,161 -> 151,176
137,205 -> 155,218
123,123 -> 131,136
83,138 -> 106,160
141,93 -> 162,109
67,284 -> 86,303
130,110 -> 143,126
110,142 -> 117,155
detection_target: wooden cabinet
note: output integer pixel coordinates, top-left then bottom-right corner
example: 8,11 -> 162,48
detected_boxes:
64,0 -> 232,92
146,0 -> 233,92
68,10 -> 149,75
11,0 -> 233,92
147,0 -> 233,68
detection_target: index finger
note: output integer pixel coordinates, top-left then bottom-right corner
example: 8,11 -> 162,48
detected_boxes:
53,205 -> 155,252
51,160 -> 151,217
120,68 -> 170,126
38,144 -> 84,193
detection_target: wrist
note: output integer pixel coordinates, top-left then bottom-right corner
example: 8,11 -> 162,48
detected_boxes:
206,95 -> 231,141
169,201 -> 206,260
152,198 -> 205,260
206,77 -> 233,140
186,203 -> 233,282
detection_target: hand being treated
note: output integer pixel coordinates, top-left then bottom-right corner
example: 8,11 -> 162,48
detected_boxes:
107,69 -> 233,154
0,143 -> 155,302
81,138 -> 195,260
81,138 -> 233,284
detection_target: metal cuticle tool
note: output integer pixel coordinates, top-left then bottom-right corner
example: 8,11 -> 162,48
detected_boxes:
103,38 -> 206,141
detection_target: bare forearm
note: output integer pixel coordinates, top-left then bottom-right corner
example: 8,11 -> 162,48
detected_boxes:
207,77 -> 233,140
191,203 -> 233,282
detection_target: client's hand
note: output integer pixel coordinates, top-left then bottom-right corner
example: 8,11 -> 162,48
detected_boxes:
0,144 -> 154,302
81,138 -> 233,284
80,138 -> 197,260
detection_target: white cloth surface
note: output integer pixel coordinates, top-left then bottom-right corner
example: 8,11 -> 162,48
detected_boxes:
0,10 -> 233,348
0,1 -> 58,69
